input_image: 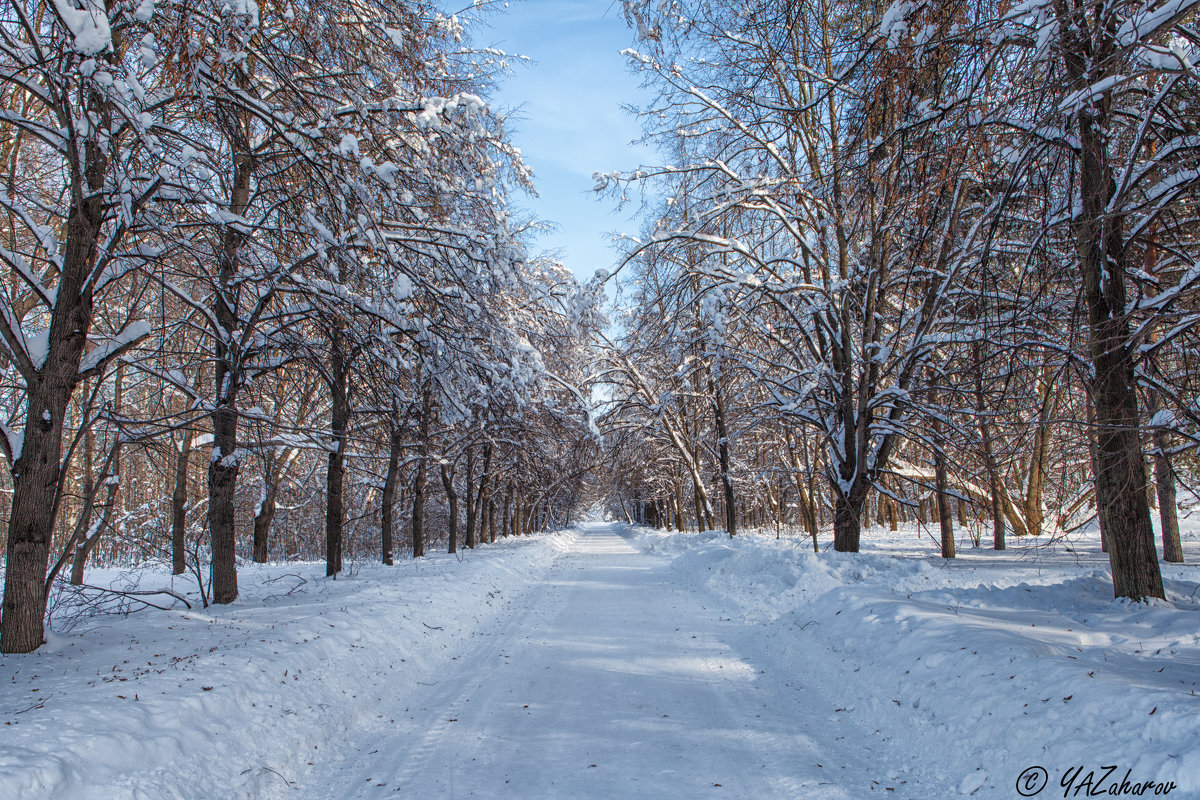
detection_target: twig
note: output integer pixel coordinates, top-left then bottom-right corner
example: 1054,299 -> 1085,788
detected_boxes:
15,698 -> 47,714
75,584 -> 193,610
241,766 -> 295,789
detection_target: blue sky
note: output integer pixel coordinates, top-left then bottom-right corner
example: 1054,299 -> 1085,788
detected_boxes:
471,1 -> 656,284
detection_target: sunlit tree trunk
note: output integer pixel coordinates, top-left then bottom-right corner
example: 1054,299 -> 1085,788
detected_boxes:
1058,8 -> 1163,600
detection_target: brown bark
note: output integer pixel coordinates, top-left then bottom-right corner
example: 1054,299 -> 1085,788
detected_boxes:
208,403 -> 240,603
501,482 -> 511,537
1,105 -> 107,651
1085,392 -> 1109,554
693,469 -> 707,532
674,480 -> 686,532
786,433 -> 820,551
833,484 -> 868,553
69,427 -> 97,585
1061,15 -> 1163,598
1021,369 -> 1056,536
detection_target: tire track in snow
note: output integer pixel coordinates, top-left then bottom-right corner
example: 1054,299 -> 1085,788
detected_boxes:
292,524 -> 862,799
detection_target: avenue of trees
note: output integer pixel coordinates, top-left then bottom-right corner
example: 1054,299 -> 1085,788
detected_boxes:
0,0 -> 599,653
600,0 -> 1200,602
3,0 -> 1198,656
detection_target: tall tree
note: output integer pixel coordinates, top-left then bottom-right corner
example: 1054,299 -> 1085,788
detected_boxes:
0,0 -> 164,652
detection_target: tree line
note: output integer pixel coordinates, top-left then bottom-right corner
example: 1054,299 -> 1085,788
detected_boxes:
600,0 -> 1200,601
0,0 -> 599,653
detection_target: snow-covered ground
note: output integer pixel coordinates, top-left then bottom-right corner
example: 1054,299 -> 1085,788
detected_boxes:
0,533 -> 575,799
634,523 -> 1200,797
2,521 -> 1198,799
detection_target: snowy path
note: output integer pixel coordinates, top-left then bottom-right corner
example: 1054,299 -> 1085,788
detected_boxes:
7,522 -> 1196,799
292,523 -> 855,799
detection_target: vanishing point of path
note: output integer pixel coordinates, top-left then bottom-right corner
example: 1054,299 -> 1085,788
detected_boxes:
293,523 -> 865,799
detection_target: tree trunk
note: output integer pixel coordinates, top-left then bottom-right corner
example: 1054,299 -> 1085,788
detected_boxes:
973,336 -> 1006,551
1022,371 -> 1055,536
252,449 -> 283,564
441,463 -> 459,554
934,441 -> 955,559
1085,392 -> 1109,554
380,427 -> 402,565
1068,59 -> 1164,599
410,385 -> 433,559
502,483 -> 512,538
69,426 -> 97,585
982,424 -> 1006,551
832,473 -> 871,553
1,132 -> 110,652
1153,429 -> 1183,563
486,489 -> 497,544
674,480 -> 686,532
715,381 -> 737,537
793,447 -> 819,551
70,415 -> 124,585
833,488 -> 865,553
171,431 -> 193,575
472,445 -> 492,546
464,448 -> 477,549
325,328 -> 349,578
4,381 -> 82,652
207,141 -> 254,606
208,404 -> 240,603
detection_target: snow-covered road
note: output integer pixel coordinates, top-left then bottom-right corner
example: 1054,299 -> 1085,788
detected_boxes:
293,524 -> 852,799
6,520 -> 1197,799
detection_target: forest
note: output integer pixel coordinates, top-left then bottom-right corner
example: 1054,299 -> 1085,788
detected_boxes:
599,0 -> 1199,596
1,0 -> 1198,661
0,0 -> 603,655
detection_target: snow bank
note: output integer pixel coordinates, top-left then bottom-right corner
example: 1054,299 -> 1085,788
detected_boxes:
631,525 -> 1200,798
0,531 -> 575,800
